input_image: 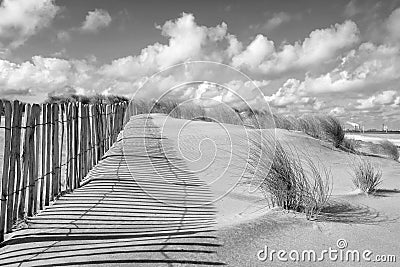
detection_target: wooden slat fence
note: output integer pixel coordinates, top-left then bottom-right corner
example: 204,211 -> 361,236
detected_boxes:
0,100 -> 132,242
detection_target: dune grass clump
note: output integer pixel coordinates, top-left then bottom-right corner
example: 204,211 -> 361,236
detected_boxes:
247,110 -> 274,129
209,104 -> 243,125
150,99 -> 182,118
319,116 -> 345,148
246,132 -> 331,219
132,99 -> 152,114
298,115 -> 322,138
342,138 -> 360,152
379,140 -> 399,161
179,103 -> 207,121
351,158 -> 382,194
272,114 -> 294,130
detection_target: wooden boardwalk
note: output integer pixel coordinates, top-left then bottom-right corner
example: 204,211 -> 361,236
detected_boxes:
0,115 -> 224,266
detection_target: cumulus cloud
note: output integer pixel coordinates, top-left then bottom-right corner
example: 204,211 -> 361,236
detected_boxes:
0,56 -> 118,101
101,14 -> 360,83
270,41 -> 400,105
0,0 -> 59,49
356,90 -> 399,109
232,34 -> 274,69
329,107 -> 346,116
100,13 -> 234,79
235,20 -> 360,76
0,56 -> 87,91
265,79 -> 316,107
81,9 -> 112,33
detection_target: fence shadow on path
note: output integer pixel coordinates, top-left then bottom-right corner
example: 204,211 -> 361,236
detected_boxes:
0,115 -> 225,266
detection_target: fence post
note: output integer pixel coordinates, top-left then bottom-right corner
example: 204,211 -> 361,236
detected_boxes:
79,104 -> 87,178
7,101 -> 23,232
33,104 -> 41,215
39,104 -> 46,210
86,105 -> 93,171
52,104 -> 59,199
26,105 -> 38,217
60,104 -> 65,192
66,103 -> 71,191
18,104 -> 31,220
0,101 -> 12,241
75,103 -> 79,189
45,103 -> 52,206
94,105 -> 102,161
102,105 -> 107,154
90,105 -> 97,166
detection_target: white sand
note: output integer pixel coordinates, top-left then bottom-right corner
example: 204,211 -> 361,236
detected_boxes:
153,114 -> 400,266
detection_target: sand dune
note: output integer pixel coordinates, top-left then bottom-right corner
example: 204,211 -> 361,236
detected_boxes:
154,114 -> 400,266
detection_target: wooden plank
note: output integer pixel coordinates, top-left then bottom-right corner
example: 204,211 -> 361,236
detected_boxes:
119,103 -> 124,134
116,103 -> 120,135
0,101 -> 12,241
100,104 -> 105,157
116,104 -> 120,141
105,105 -> 108,150
83,105 -> 88,176
17,104 -> 31,220
102,105 -> 107,154
71,103 -> 75,189
7,100 -> 23,232
123,102 -> 130,126
74,103 -> 79,188
103,105 -> 107,152
90,105 -> 97,166
60,104 -> 65,192
114,104 -> 117,140
93,105 -> 101,162
33,104 -> 41,214
70,104 -> 75,189
110,105 -> 114,143
109,105 -> 113,146
70,103 -> 74,189
115,103 -> 119,136
66,103 -> 71,191
45,103 -> 52,206
40,104 -> 46,210
79,105 -> 85,178
0,100 -> 3,194
86,105 -> 93,171
109,105 -> 112,146
51,104 -> 59,199
26,105 -> 38,216
78,103 -> 83,182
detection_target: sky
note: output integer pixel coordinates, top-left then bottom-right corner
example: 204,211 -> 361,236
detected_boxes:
0,0 -> 400,129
